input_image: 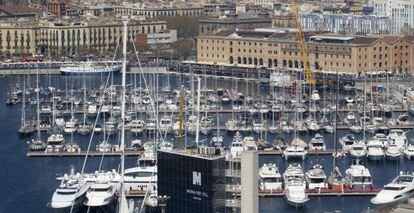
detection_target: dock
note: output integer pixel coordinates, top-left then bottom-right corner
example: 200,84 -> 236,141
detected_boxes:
27,150 -> 143,157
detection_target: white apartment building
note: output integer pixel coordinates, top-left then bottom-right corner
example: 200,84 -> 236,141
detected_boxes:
371,0 -> 414,34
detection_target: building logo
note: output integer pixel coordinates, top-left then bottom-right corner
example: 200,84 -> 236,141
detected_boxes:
192,171 -> 201,186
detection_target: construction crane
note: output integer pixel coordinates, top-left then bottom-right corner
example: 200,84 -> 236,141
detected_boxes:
290,0 -> 316,85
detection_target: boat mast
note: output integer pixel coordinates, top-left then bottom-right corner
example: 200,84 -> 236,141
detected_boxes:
118,18 -> 129,213
20,79 -> 26,129
178,85 -> 184,151
36,65 -> 41,140
195,77 -> 201,147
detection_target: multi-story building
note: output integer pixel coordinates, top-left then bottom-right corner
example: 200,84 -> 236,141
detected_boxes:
245,0 -> 276,9
197,30 -> 414,74
371,0 -> 414,34
0,18 -> 177,56
301,13 -> 391,35
47,2 -> 66,18
113,6 -> 204,19
199,14 -> 272,36
203,3 -> 235,17
272,15 -> 296,28
157,148 -> 226,213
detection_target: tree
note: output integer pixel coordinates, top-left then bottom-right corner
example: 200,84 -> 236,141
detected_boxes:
171,40 -> 193,60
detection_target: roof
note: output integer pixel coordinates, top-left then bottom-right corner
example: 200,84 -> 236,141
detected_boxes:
403,35 -> 414,43
214,30 -> 235,37
0,4 -> 40,15
349,37 -> 379,45
382,36 -> 401,44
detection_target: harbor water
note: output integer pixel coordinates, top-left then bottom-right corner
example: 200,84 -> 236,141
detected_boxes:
0,72 -> 413,213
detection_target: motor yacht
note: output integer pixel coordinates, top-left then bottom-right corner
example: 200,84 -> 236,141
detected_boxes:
371,172 -> 414,205
404,144 -> 414,160
63,119 -> 77,134
159,115 -> 173,133
345,163 -> 372,189
200,116 -> 213,135
305,164 -> 328,190
84,181 -> 118,207
63,142 -> 80,153
50,168 -> 90,209
128,119 -> 145,135
349,142 -> 367,159
309,134 -> 326,151
47,133 -> 65,152
388,129 -> 407,149
366,139 -> 385,161
283,145 -> 307,161
259,163 -> 282,190
340,134 -> 356,153
385,143 -> 402,160
283,164 -> 309,207
28,139 -> 47,151
229,132 -> 243,159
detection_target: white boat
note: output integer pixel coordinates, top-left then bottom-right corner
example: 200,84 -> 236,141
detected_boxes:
47,133 -> 65,152
388,129 -> 407,149
229,132 -> 243,159
124,166 -> 157,192
345,163 -> 372,189
200,116 -> 213,135
269,72 -> 291,87
305,164 -> 328,190
63,142 -> 80,153
349,142 -> 367,159
84,182 -> 118,207
340,134 -> 356,153
63,119 -> 77,134
50,167 -> 90,209
385,143 -> 402,160
344,112 -> 356,125
309,134 -> 326,151
87,105 -> 98,117
60,61 -> 121,75
404,144 -> 414,160
159,115 -> 173,133
128,119 -> 145,135
259,163 -> 282,191
366,139 -> 385,161
371,172 -> 414,205
283,164 -> 309,207
283,145 -> 307,161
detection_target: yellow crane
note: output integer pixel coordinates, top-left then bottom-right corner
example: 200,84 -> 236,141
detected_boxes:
290,0 -> 316,85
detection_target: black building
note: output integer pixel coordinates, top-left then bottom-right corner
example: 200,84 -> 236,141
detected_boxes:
157,149 -> 226,213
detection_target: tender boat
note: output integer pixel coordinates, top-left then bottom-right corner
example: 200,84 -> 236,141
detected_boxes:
259,163 -> 282,191
283,164 -> 309,207
305,164 -> 328,190
371,172 -> 414,205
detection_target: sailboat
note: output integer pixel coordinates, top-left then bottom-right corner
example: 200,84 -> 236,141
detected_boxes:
18,80 -> 36,136
28,68 -> 47,152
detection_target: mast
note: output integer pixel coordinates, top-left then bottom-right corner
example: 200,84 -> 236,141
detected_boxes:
178,85 -> 184,151
36,65 -> 41,140
20,80 -> 26,129
195,77 -> 201,147
118,18 -> 129,213
333,70 -> 339,169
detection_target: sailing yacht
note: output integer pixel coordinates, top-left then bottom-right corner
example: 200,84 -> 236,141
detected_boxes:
283,164 -> 309,207
50,167 -> 90,209
371,172 -> 414,205
259,163 -> 282,190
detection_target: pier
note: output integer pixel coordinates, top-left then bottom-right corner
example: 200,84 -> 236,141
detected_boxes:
27,150 -> 143,157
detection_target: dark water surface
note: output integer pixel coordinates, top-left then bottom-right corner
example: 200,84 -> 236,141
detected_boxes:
0,73 -> 412,213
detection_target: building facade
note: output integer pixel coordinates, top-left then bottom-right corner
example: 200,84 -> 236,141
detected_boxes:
47,2 -> 66,18
301,13 -> 391,35
113,6 -> 203,19
371,0 -> 414,34
0,18 -> 177,56
199,15 -> 272,36
157,149 -> 226,213
197,30 -> 414,74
